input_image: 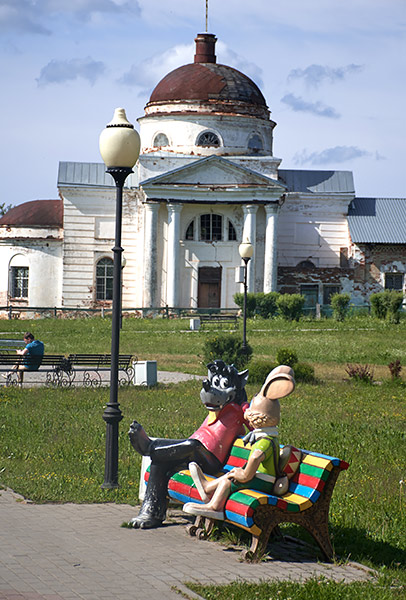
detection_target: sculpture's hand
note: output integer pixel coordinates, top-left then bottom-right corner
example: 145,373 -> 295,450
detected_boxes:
242,431 -> 256,446
227,467 -> 247,483
128,420 -> 141,434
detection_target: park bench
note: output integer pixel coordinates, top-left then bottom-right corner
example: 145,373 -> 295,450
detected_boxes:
0,339 -> 26,351
0,353 -> 73,387
67,353 -> 136,387
0,353 -> 136,387
145,437 -> 349,562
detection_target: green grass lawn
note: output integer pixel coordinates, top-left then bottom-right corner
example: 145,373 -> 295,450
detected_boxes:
1,314 -> 406,376
1,315 -> 405,599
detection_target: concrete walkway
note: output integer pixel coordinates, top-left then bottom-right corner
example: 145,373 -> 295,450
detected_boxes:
0,370 -> 203,388
0,487 -> 374,600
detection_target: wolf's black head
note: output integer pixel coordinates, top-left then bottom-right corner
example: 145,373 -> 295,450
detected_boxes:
200,360 -> 248,411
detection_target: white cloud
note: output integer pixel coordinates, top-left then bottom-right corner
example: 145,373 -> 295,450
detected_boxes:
118,39 -> 264,94
281,93 -> 340,119
0,1 -> 51,34
288,64 -> 363,88
118,43 -> 193,91
294,146 -> 371,165
36,57 -> 106,86
216,42 -> 263,88
0,0 -> 139,34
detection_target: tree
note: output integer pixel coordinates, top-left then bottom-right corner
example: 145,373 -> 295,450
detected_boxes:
0,202 -> 12,217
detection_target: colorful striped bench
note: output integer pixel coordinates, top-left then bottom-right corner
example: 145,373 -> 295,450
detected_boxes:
145,437 -> 349,562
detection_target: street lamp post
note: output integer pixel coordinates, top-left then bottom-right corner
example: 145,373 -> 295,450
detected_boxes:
120,254 -> 127,330
238,240 -> 253,353
99,108 -> 140,489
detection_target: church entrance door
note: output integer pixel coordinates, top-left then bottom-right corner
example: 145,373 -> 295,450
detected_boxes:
198,267 -> 222,308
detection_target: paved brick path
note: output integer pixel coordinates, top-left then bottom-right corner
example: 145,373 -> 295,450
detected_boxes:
0,488 -> 374,600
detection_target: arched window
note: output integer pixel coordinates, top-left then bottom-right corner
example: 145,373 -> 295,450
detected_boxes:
11,267 -> 29,298
185,220 -> 194,240
200,214 -> 223,241
297,260 -> 316,269
196,131 -> 220,147
96,257 -> 113,300
248,133 -> 263,152
153,133 -> 169,147
228,219 -> 237,241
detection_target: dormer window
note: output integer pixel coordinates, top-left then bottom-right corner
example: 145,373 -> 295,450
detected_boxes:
153,133 -> 169,147
248,133 -> 263,152
196,131 -> 220,147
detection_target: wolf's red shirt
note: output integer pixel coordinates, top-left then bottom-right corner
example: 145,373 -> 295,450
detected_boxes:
189,401 -> 250,464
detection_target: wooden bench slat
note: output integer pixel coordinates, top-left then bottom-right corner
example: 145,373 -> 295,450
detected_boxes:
302,454 -> 334,471
298,462 -> 330,481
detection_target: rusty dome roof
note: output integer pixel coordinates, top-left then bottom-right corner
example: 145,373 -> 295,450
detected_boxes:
147,34 -> 268,116
0,199 -> 63,227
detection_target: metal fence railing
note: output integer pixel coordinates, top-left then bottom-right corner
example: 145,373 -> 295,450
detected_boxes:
2,303 -> 401,321
0,305 -> 240,320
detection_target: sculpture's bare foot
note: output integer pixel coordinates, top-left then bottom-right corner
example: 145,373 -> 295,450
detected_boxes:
129,515 -> 163,529
128,420 -> 152,456
189,462 -> 210,501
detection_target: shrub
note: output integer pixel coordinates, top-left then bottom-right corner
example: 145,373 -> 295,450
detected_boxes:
233,292 -> 257,318
330,293 -> 351,321
388,359 -> 402,379
202,334 -> 252,370
345,363 -> 374,384
247,359 -> 277,385
386,290 -> 403,324
370,292 -> 388,319
276,294 -> 305,321
294,362 -> 316,383
255,292 -> 280,319
370,290 -> 403,322
275,347 -> 298,367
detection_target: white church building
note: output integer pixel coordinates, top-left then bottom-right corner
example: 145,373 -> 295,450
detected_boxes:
1,33 -> 405,314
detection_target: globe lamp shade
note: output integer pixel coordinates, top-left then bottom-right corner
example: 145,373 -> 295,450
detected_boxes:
99,108 -> 141,169
239,240 -> 254,260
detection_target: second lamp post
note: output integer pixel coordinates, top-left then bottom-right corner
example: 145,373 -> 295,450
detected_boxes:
238,240 -> 253,353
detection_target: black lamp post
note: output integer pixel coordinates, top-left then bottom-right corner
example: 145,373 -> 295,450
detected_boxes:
99,108 -> 140,489
238,240 -> 253,352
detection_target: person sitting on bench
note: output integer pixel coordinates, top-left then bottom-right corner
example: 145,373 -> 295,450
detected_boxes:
12,332 -> 44,383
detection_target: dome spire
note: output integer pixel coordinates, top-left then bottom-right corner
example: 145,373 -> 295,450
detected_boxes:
194,32 -> 217,64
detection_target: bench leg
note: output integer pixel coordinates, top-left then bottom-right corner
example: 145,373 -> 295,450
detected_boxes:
297,513 -> 334,561
186,515 -> 215,540
240,522 -> 282,562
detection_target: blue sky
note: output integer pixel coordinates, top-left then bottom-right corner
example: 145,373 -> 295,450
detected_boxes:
1,0 -> 405,206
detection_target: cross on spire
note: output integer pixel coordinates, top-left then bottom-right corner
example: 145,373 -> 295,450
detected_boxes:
206,0 -> 209,32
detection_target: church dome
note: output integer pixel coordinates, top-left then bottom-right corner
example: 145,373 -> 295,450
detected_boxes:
145,34 -> 269,120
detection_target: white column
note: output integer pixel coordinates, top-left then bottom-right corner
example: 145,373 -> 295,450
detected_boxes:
264,203 -> 279,292
167,203 -> 183,307
242,205 -> 258,292
143,202 -> 159,307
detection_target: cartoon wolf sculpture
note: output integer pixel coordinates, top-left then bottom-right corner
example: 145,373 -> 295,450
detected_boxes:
128,360 -> 250,529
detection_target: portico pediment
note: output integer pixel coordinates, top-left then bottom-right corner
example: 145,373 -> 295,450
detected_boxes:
140,155 -> 285,191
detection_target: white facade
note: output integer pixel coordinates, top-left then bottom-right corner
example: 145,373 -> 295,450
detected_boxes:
0,225 -> 62,308
0,32 -> 366,312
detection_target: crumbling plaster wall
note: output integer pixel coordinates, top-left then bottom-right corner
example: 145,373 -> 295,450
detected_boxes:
351,243 -> 406,301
